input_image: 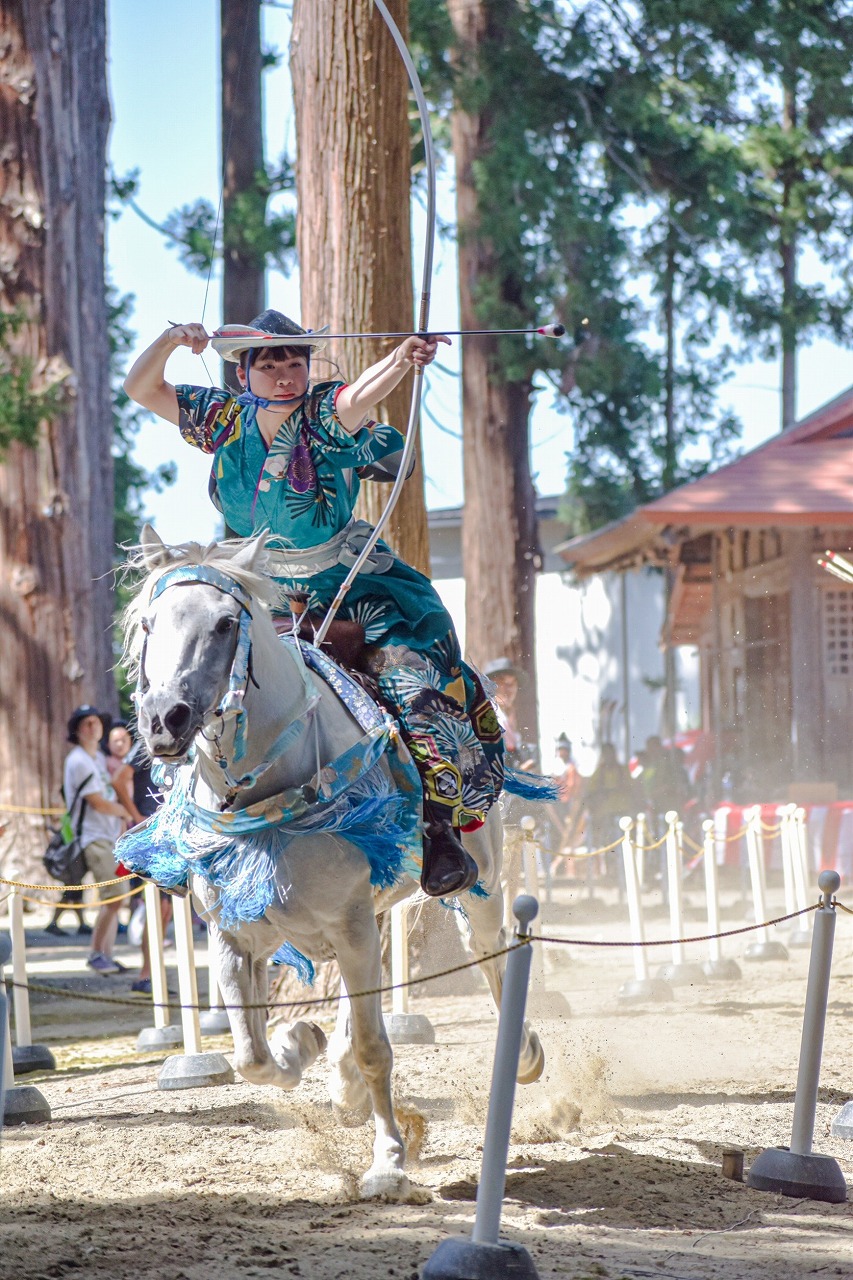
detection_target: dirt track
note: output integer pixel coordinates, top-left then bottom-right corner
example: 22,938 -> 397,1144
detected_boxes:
2,879 -> 852,1279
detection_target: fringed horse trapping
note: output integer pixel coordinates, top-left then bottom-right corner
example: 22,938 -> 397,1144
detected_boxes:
117,526 -> 546,1199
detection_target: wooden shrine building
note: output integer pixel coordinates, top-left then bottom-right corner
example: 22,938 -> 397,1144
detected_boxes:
558,386 -> 853,798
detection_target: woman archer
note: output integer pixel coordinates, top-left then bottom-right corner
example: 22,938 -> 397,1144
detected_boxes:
124,309 -> 506,898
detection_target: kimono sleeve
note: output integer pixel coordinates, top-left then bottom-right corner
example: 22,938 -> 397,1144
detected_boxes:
309,381 -> 407,472
175,385 -> 240,454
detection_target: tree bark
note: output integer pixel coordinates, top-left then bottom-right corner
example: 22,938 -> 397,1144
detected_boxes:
0,0 -> 114,866
221,0 -> 265,332
290,0 -> 430,575
448,0 -> 541,748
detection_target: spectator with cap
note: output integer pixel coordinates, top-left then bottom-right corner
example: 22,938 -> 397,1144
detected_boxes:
63,706 -> 133,974
548,732 -> 584,861
483,657 -> 537,771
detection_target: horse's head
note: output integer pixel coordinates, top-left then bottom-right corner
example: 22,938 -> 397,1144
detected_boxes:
130,526 -> 270,760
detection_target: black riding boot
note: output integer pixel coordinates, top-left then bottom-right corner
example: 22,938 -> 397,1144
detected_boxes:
420,804 -> 479,898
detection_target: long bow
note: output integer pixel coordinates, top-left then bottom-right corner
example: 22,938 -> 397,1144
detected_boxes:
314,0 -> 436,646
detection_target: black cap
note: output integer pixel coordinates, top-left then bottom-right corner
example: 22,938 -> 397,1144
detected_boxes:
67,705 -> 111,744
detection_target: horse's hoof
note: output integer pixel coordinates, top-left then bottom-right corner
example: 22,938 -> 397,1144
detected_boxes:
332,1097 -> 372,1128
516,1030 -> 545,1085
309,1022 -> 327,1056
359,1166 -> 410,1201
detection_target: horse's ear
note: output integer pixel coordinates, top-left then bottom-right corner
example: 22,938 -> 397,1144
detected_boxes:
140,524 -> 174,570
230,530 -> 269,575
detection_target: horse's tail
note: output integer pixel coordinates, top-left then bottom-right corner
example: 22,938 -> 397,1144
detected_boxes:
503,768 -> 560,803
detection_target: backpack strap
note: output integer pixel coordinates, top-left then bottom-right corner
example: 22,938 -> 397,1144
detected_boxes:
62,772 -> 94,838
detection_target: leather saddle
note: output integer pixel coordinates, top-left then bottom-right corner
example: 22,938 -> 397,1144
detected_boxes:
273,614 -> 380,698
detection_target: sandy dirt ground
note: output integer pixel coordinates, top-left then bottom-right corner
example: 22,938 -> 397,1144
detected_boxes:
1,874 -> 852,1280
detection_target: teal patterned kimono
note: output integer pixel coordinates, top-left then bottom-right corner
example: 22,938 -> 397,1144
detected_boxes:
175,380 -> 503,827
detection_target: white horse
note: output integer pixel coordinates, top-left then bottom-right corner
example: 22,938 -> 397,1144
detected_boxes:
120,527 -> 543,1199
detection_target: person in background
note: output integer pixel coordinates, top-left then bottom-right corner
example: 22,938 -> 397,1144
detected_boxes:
584,742 -> 634,887
547,733 -> 584,865
63,706 -> 133,974
106,722 -> 144,825
122,729 -> 172,995
483,657 -> 537,771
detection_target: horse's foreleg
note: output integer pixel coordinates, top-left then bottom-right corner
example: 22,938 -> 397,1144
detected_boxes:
214,930 -> 322,1089
335,926 -> 408,1200
458,888 -> 545,1085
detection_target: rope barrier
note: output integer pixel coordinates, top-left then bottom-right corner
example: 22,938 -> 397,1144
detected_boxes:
18,883 -> 145,909
714,823 -> 749,844
633,831 -> 670,852
4,901 -> 833,1016
0,873 -> 134,892
835,898 -> 853,916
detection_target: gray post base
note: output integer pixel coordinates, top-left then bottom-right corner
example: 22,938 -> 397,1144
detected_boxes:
199,1009 -> 232,1036
12,1044 -> 56,1075
747,1146 -> 847,1204
137,1024 -> 184,1052
702,957 -> 742,981
618,976 -> 673,1005
421,1237 -> 539,1279
744,939 -> 789,962
656,961 -> 706,986
3,1084 -> 51,1125
384,1012 -> 435,1045
157,1051 -> 235,1090
831,1101 -> 853,1140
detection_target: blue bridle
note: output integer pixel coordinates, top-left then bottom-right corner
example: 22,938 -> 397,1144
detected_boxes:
139,564 -> 318,790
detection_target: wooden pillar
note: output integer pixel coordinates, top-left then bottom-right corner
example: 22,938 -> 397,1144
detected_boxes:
788,531 -> 822,780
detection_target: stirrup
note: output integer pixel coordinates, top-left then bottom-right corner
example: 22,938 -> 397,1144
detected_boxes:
420,819 -> 479,898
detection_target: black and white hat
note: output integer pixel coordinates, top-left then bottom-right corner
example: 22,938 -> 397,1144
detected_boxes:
210,309 -> 329,363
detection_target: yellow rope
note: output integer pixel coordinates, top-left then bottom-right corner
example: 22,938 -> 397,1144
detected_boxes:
0,873 -> 134,892
634,830 -> 669,852
18,882 -> 145,908
0,803 -> 65,816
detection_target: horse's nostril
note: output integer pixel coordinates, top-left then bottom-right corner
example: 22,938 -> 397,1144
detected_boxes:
163,702 -> 192,737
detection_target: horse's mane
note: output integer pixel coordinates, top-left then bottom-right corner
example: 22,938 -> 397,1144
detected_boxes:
122,537 -> 279,671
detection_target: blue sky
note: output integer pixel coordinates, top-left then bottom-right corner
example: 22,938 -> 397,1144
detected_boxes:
107,0 -> 853,546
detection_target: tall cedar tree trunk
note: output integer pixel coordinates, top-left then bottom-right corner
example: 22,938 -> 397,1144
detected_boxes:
290,0 -> 430,575
221,0 -> 265,333
448,0 -> 540,748
274,0 -> 427,1010
0,1 -> 114,866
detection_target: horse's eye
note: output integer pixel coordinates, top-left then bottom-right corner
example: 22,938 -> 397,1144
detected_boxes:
215,616 -> 235,636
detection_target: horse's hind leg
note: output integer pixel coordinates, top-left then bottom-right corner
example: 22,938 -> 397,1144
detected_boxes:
213,927 -> 324,1089
334,918 -> 408,1200
327,982 -> 371,1125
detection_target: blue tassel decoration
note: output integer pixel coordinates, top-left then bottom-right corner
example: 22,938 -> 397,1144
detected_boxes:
503,767 -> 560,803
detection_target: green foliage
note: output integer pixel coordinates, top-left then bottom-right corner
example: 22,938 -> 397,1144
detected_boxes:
111,158 -> 297,280
0,309 -> 67,456
411,0 -> 853,531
